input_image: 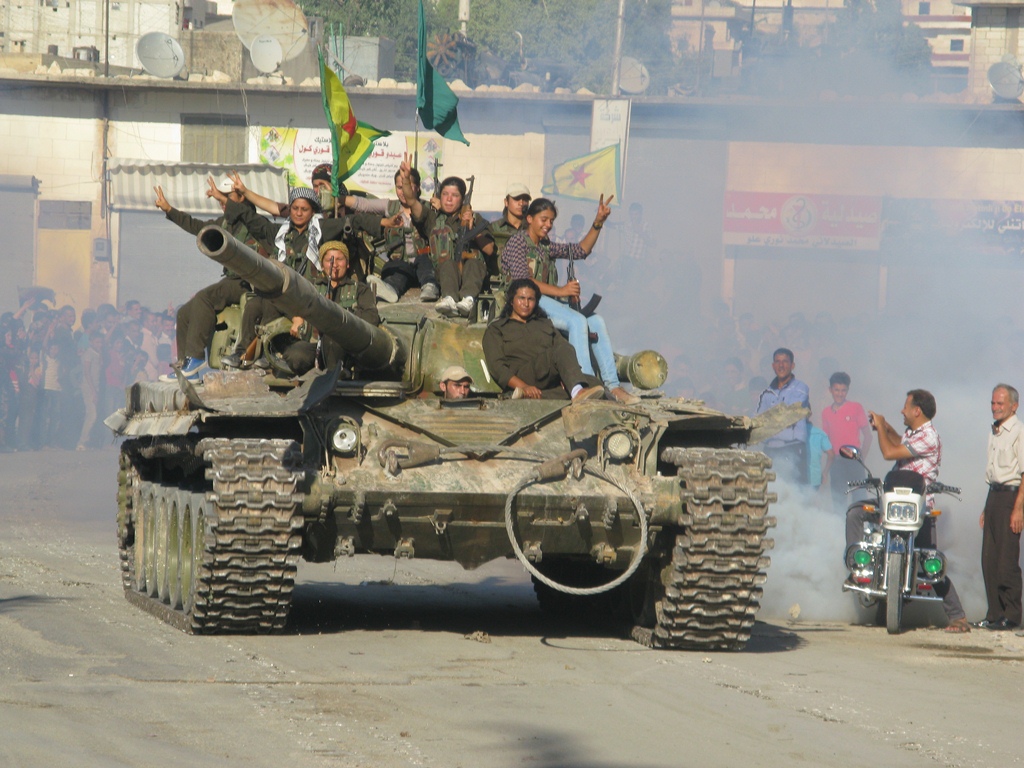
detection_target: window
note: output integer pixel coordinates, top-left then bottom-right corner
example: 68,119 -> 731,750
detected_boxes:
950,39 -> 964,51
39,201 -> 91,229
181,115 -> 248,164
918,1 -> 930,14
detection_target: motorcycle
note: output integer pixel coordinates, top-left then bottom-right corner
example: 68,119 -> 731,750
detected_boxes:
839,445 -> 960,634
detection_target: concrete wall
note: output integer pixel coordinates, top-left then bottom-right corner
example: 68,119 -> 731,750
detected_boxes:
968,6 -> 1024,98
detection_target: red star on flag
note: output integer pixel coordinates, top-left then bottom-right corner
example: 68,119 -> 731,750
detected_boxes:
569,164 -> 591,188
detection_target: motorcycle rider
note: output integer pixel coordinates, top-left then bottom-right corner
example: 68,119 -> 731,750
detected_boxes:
845,389 -> 970,633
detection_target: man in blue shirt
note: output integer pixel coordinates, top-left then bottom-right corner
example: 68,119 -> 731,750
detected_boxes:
756,347 -> 811,484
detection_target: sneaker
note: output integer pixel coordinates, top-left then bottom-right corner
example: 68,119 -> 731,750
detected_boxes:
180,357 -> 210,382
368,274 -> 399,304
456,296 -> 475,318
158,357 -> 209,383
220,350 -> 244,370
436,296 -> 459,317
419,282 -> 440,302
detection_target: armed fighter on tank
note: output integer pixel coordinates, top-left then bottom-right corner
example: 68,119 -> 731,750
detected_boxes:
108,226 -> 806,651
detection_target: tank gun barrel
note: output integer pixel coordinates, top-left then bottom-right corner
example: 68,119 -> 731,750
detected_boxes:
197,225 -> 404,371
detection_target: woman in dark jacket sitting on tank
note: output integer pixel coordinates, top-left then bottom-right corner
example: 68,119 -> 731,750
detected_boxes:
482,278 -> 603,401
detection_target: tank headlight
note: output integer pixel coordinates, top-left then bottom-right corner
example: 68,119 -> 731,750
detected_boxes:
331,425 -> 359,455
605,430 -> 635,460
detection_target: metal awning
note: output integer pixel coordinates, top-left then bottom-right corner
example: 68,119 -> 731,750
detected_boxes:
107,160 -> 289,214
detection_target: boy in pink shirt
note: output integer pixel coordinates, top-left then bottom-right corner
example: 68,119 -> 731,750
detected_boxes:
821,372 -> 872,513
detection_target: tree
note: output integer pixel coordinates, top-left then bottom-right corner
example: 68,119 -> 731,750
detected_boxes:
296,0 -> 688,95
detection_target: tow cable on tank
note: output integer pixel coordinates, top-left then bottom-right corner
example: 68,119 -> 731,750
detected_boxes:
503,450 -> 649,596
376,442 -> 649,595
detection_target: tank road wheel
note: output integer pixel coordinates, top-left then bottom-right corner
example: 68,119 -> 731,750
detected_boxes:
116,449 -> 141,592
166,494 -> 182,610
635,447 -> 777,651
179,494 -> 199,614
117,438 -> 305,633
156,493 -> 172,604
885,551 -> 905,635
144,488 -> 159,598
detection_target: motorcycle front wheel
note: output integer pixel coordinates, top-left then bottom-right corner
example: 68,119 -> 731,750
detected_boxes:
886,550 -> 905,634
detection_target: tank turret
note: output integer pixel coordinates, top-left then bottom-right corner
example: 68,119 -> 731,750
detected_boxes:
197,225 -> 404,372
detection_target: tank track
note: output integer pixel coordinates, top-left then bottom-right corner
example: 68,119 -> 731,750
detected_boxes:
633,447 -> 777,651
118,438 -> 306,633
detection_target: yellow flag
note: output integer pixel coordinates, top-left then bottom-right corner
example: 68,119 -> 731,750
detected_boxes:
319,48 -> 390,187
541,144 -> 620,204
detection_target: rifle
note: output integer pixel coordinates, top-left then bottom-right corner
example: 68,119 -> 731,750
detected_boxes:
565,250 -> 602,317
432,158 -> 443,201
453,175 -> 488,260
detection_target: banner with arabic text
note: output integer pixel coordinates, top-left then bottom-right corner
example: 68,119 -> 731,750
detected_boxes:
723,191 -> 882,251
252,128 -> 442,198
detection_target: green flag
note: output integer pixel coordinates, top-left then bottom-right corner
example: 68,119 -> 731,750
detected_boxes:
319,47 -> 390,190
417,0 -> 469,146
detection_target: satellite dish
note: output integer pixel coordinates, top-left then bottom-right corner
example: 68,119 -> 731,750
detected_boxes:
618,56 -> 650,94
988,60 -> 1024,100
232,0 -> 309,63
250,35 -> 284,74
136,32 -> 185,78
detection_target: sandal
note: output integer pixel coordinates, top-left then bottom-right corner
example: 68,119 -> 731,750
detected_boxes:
944,618 -> 971,633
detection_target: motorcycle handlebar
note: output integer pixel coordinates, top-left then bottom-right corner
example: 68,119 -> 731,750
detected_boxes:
927,482 -> 962,496
846,478 -> 881,492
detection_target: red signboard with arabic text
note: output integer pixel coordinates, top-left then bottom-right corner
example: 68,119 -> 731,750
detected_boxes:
723,191 -> 882,251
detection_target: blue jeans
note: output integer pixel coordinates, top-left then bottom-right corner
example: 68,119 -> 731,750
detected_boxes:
539,296 -> 620,388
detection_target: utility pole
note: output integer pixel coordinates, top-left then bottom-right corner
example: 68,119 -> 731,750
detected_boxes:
611,0 -> 626,95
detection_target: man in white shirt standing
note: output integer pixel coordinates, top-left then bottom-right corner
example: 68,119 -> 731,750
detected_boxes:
976,383 -> 1024,631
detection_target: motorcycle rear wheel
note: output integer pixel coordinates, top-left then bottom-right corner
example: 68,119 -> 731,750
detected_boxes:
886,550 -> 905,634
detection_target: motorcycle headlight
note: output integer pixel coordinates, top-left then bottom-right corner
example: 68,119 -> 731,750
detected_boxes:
920,550 -> 946,578
886,501 -> 918,524
845,545 -> 875,570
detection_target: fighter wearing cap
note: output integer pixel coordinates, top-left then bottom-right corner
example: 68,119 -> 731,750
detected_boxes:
439,365 -> 474,400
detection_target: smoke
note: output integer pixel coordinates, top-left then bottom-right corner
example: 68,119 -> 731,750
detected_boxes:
557,74 -> 1017,626
758,478 -> 859,622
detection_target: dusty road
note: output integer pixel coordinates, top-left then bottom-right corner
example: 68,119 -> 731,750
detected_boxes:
1,448 -> 1022,768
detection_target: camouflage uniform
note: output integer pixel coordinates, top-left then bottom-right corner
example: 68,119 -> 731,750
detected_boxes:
487,210 -> 526,276
414,207 -> 492,302
224,200 -> 383,351
280,275 -> 380,375
349,196 -> 439,299
165,203 -> 264,362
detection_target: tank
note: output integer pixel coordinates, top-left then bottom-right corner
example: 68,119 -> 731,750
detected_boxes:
108,226 -> 806,650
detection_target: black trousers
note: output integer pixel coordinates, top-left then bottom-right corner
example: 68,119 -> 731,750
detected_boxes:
176,277 -> 247,360
981,486 -> 1023,624
380,257 -> 438,297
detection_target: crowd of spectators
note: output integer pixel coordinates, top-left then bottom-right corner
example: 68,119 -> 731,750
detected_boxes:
0,295 -> 175,452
